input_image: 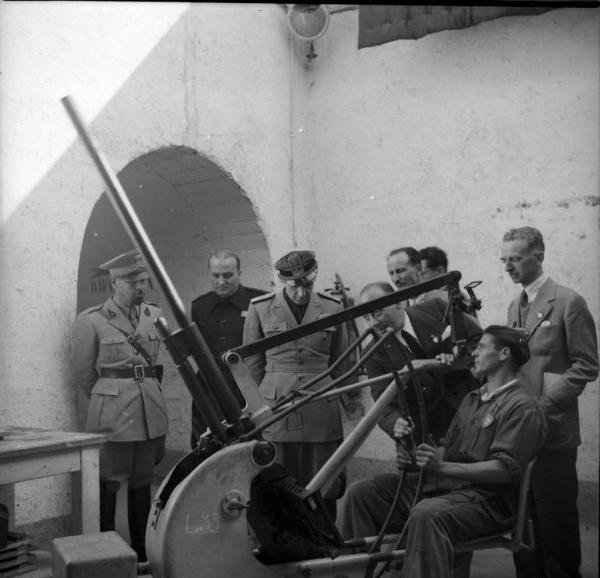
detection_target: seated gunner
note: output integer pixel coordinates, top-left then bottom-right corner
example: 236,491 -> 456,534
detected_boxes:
339,325 -> 547,578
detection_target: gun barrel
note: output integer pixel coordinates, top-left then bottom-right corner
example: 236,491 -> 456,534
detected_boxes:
229,272 -> 461,359
62,95 -> 245,438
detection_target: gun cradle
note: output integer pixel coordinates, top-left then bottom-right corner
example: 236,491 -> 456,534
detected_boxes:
146,441 -> 396,578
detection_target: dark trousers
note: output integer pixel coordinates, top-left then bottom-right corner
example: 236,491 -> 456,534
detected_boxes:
99,437 -> 165,561
513,448 -> 581,578
339,473 -> 513,578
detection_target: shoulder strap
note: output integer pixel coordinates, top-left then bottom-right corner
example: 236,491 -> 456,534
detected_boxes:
108,322 -> 155,368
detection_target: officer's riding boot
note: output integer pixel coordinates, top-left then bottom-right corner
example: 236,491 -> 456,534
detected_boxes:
99,481 -> 118,532
127,484 -> 151,562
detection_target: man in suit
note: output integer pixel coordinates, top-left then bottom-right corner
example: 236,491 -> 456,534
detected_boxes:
73,250 -> 168,562
243,250 -> 348,514
359,281 -> 482,444
387,247 -> 421,307
415,246 -> 450,304
501,226 -> 598,578
190,250 -> 266,448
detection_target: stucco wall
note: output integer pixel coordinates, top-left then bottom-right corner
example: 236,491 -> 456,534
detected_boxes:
292,8 -> 600,480
1,2 -> 291,526
1,2 -> 598,536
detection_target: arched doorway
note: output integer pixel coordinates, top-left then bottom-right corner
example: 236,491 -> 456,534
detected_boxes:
76,145 -> 272,452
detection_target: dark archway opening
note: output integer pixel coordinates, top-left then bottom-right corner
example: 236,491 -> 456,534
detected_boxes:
76,145 -> 271,451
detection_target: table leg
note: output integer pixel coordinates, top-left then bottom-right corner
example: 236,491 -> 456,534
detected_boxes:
71,446 -> 100,534
0,485 -> 15,531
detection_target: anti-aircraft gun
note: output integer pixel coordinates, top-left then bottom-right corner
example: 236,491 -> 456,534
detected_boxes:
63,96 -> 482,578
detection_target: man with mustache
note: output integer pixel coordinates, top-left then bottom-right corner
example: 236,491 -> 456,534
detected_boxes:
358,281 -> 481,445
73,250 -> 168,562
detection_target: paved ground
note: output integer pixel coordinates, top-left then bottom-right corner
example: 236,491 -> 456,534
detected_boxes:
470,522 -> 598,577
26,507 -> 598,577
26,449 -> 598,577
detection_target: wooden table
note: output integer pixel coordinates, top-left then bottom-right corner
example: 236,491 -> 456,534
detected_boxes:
0,427 -> 106,534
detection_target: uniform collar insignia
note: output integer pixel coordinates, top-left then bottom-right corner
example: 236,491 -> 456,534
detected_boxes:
145,306 -> 150,316
106,308 -> 116,318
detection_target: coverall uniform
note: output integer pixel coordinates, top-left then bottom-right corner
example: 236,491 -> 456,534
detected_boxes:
340,380 -> 547,578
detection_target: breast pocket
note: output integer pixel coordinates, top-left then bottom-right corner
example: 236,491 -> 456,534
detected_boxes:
531,325 -> 561,356
145,330 -> 162,357
262,321 -> 287,353
310,327 -> 336,352
263,322 -> 287,336
99,335 -> 127,363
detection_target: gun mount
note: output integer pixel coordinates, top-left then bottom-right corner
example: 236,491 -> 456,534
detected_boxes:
63,95 -> 482,578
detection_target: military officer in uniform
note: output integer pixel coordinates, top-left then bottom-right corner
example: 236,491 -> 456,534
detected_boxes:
190,250 -> 267,447
243,250 -> 349,516
73,250 -> 168,562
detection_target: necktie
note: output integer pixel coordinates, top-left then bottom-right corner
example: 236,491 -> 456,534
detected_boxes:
401,330 -> 424,358
129,307 -> 139,329
519,291 -> 530,327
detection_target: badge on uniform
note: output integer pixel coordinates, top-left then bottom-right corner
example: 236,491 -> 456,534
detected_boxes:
482,414 -> 494,428
107,309 -> 116,318
145,307 -> 150,317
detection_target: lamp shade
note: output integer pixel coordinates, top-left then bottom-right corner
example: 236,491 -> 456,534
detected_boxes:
288,4 -> 330,41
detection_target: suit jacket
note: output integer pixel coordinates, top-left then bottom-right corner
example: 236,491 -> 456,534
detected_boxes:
242,289 -> 348,442
366,298 -> 482,443
508,277 -> 598,449
191,285 -> 267,367
190,285 -> 267,440
73,297 -> 168,442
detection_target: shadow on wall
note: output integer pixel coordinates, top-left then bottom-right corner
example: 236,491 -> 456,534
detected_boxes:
76,145 -> 272,451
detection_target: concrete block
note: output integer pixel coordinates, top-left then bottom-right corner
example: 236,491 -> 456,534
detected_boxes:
52,531 -> 136,578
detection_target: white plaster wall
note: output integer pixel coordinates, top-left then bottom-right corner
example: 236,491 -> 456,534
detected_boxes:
293,8 -> 600,481
0,2 -> 292,524
1,2 -> 598,534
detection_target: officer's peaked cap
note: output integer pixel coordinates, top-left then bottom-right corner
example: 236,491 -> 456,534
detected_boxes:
100,249 -> 150,281
275,250 -> 317,280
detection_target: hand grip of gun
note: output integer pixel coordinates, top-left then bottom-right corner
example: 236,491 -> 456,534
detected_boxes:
394,416 -> 417,469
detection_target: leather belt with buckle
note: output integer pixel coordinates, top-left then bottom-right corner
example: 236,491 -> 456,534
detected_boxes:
100,365 -> 162,380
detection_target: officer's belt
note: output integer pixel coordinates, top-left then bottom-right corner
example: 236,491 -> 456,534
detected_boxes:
265,362 -> 329,373
100,365 -> 163,380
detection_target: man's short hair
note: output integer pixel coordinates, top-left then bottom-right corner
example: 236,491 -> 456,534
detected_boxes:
359,281 -> 396,299
483,325 -> 530,369
418,246 -> 448,271
502,227 -> 545,254
387,246 -> 420,266
208,250 -> 241,271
